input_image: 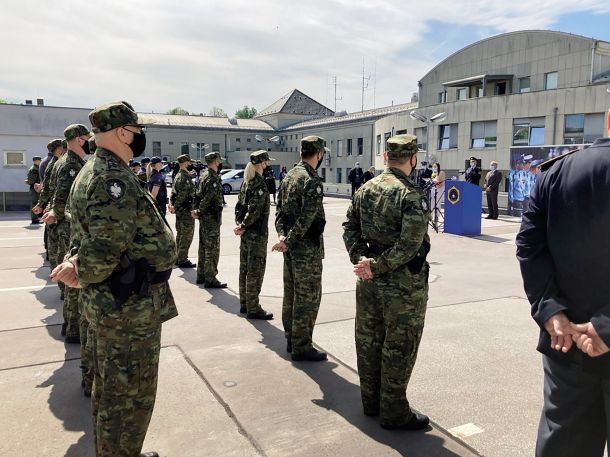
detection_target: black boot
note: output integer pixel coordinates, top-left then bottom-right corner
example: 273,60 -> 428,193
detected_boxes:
60,322 -> 67,337
291,348 -> 327,362
381,413 -> 430,431
239,306 -> 247,314
140,453 -> 159,457
286,341 -> 292,353
204,280 -> 227,288
246,309 -> 273,320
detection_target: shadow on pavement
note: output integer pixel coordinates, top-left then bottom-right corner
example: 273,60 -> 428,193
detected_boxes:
204,287 -> 469,457
32,250 -> 64,342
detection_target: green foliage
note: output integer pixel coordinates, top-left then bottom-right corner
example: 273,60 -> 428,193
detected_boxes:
167,107 -> 189,115
209,106 -> 227,117
235,105 -> 257,119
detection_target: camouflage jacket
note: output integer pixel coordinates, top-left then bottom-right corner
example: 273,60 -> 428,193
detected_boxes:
26,165 -> 40,189
171,169 -> 195,213
195,168 -> 223,218
50,150 -> 85,221
235,173 -> 270,234
69,147 -> 178,327
275,161 -> 325,249
37,155 -> 59,209
342,167 -> 430,276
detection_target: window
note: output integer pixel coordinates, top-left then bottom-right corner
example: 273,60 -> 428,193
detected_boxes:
168,141 -> 174,145
513,118 -> 545,146
564,113 -> 605,144
246,148 -> 251,151
396,130 -> 407,135
180,142 -> 189,154
415,127 -> 427,151
347,138 -> 353,156
457,88 -> 467,100
376,135 -> 381,155
471,85 -> 483,98
438,91 -> 447,103
337,139 -> 343,157
236,137 -> 241,142
470,121 -> 497,148
438,124 -> 458,149
519,77 -> 530,93
357,138 -> 363,155
212,143 -> 220,152
383,132 -> 391,152
236,147 -> 241,151
320,168 -> 326,182
336,168 -> 342,183
494,82 -> 506,95
247,138 -> 251,143
152,141 -> 161,155
4,150 -> 25,166
545,72 -> 558,90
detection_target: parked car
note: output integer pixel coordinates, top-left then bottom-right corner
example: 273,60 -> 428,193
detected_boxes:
221,169 -> 244,194
219,168 -> 234,176
160,164 -> 173,186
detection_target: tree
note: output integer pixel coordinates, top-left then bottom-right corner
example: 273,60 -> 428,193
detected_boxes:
0,99 -> 8,104
167,107 -> 189,115
235,105 -> 257,119
209,106 -> 227,117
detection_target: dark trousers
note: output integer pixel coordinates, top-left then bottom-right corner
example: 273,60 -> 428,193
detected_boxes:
351,182 -> 361,197
486,189 -> 499,219
537,356 -> 610,457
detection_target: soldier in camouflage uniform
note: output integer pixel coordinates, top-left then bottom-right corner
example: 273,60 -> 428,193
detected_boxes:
342,134 -> 431,430
25,156 -> 42,224
193,151 -> 227,288
50,101 -> 175,457
273,135 -> 328,362
234,150 -> 274,320
44,124 -> 91,344
169,154 -> 196,268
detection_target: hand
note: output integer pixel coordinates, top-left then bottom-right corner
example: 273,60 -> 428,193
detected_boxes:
486,186 -> 491,192
233,226 -> 245,236
32,204 -> 42,215
570,322 -> 610,357
272,236 -> 288,253
191,210 -> 199,220
41,210 -> 57,225
50,260 -> 82,288
543,312 -> 578,353
168,206 -> 176,214
34,183 -> 43,193
354,257 -> 373,280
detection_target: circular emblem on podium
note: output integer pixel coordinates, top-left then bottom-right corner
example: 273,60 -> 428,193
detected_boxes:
447,186 -> 461,205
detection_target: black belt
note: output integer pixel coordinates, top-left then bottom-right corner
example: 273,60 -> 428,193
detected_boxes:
151,269 -> 172,284
367,243 -> 390,256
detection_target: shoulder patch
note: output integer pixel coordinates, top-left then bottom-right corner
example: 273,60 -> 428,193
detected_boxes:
258,189 -> 263,196
69,169 -> 76,177
421,198 -> 429,212
317,185 -> 323,194
106,179 -> 126,200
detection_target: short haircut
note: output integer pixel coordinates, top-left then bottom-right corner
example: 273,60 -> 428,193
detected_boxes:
387,155 -> 411,166
300,147 -> 321,159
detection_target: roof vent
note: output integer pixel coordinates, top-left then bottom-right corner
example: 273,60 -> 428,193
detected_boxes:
334,110 -> 348,117
25,100 -> 33,105
228,117 -> 238,125
37,98 -> 44,106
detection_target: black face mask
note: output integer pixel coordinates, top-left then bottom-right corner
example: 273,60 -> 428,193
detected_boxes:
187,164 -> 194,171
217,163 -> 223,172
81,139 -> 90,155
129,131 -> 147,157
315,153 -> 324,170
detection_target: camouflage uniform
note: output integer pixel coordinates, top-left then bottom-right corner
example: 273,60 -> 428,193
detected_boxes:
236,152 -> 271,313
195,153 -> 224,285
276,137 -> 327,356
69,101 -> 177,457
171,158 -> 195,264
26,159 -> 41,223
342,134 -> 430,426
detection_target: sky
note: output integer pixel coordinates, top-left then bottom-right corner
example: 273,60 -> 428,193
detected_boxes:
1,0 -> 610,116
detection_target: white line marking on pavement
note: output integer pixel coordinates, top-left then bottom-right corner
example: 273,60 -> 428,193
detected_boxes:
0,237 -> 43,241
0,284 -> 54,293
448,423 -> 484,439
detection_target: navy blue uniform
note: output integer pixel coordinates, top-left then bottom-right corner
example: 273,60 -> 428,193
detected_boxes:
516,137 -> 610,456
148,170 -> 167,216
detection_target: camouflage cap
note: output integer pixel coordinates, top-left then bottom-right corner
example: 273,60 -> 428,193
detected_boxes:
47,138 -> 63,152
301,135 -> 330,155
32,156 -> 42,161
64,124 -> 91,141
205,151 -> 225,163
250,149 -> 275,164
89,101 -> 156,133
386,134 -> 418,159
177,154 -> 192,163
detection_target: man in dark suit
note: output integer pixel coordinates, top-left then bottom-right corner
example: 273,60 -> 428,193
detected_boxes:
484,161 -> 502,219
464,156 -> 481,186
516,137 -> 610,457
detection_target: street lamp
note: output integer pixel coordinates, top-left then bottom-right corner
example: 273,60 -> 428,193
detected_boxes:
255,134 -> 280,151
191,143 -> 209,160
409,110 -> 447,164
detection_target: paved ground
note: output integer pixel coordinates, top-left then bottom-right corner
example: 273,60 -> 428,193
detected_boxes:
0,196 -> 543,457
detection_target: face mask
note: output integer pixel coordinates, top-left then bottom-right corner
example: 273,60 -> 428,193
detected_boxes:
491,165 -> 497,171
315,152 -> 324,170
81,138 -> 90,155
470,162 -> 476,167
129,131 -> 146,157
217,162 -> 223,172
432,167 -> 438,173
187,164 -> 194,171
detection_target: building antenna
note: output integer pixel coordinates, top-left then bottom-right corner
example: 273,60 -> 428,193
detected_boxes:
361,57 -> 371,112
373,59 -> 377,109
332,75 -> 342,112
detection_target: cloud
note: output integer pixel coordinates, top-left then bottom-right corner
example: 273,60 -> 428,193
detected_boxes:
1,0 -> 609,116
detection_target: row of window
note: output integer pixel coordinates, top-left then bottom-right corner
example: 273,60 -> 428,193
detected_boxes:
374,112 -> 605,154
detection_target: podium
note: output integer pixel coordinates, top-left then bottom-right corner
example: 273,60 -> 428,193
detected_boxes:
443,180 -> 481,236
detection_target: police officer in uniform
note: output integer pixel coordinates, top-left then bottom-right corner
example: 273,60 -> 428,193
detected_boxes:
169,154 -> 196,268
516,136 -> 610,457
51,101 -> 176,457
464,156 -> 481,186
148,156 -> 168,216
343,134 -> 431,430
273,135 -> 328,362
234,150 -> 274,320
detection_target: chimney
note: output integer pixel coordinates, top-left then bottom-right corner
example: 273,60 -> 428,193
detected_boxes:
25,100 -> 33,105
36,98 -> 44,106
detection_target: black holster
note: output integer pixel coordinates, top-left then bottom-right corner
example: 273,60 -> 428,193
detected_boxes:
107,253 -> 155,308
367,240 -> 430,275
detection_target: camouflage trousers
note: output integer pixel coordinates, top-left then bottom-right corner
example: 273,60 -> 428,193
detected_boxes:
355,264 -> 428,425
175,211 -> 195,263
46,222 -> 65,298
239,231 -> 267,313
30,189 -> 39,222
282,240 -> 323,356
57,219 -> 78,334
78,293 -> 93,393
197,216 -> 220,283
91,323 -> 161,457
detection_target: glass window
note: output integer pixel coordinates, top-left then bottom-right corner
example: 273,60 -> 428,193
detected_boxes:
395,130 -> 407,135
247,138 -> 251,142
438,124 -> 458,149
236,137 -> 241,142
376,135 -> 381,155
471,121 -> 497,148
152,141 -> 161,155
383,132 -> 391,151
530,127 -> 545,145
457,88 -> 467,100
564,113 -> 605,144
180,142 -> 189,154
519,77 -> 530,93
4,150 -> 25,166
337,139 -> 343,157
545,72 -> 558,90
584,113 -> 605,143
347,138 -> 353,156
357,138 -> 363,155
513,124 -> 530,146
212,143 -> 220,152
415,127 -> 427,151
336,168 -> 342,183
438,91 -> 446,103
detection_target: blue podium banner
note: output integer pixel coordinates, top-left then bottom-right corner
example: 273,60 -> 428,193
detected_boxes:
443,180 -> 482,236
